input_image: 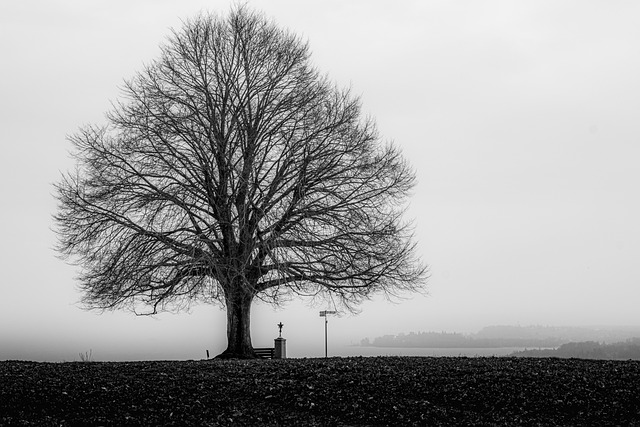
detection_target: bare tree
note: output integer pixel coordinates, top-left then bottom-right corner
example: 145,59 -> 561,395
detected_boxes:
55,6 -> 427,358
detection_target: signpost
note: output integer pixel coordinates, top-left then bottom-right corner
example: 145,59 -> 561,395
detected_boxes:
319,310 -> 337,358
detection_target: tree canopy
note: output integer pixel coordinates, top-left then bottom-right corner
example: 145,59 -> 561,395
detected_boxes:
55,6 -> 427,357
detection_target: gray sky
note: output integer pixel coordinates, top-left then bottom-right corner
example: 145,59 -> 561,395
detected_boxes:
2,0 -> 639,361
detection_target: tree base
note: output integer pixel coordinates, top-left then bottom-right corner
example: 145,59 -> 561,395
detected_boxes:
214,349 -> 258,359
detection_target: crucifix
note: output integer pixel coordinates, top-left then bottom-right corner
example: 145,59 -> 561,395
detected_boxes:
277,322 -> 284,338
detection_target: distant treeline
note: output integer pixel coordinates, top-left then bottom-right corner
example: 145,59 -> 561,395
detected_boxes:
361,326 -> 640,349
510,338 -> 640,360
360,331 -> 563,349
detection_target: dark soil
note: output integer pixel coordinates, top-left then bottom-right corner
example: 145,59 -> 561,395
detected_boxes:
2,356 -> 640,426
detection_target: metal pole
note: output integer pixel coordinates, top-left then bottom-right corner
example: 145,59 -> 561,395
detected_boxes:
325,316 -> 328,358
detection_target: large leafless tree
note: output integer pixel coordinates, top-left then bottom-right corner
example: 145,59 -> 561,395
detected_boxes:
55,7 -> 427,358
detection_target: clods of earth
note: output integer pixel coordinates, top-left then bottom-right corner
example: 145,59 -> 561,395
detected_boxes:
2,356 -> 640,425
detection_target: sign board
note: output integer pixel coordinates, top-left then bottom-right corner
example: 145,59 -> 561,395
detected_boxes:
319,310 -> 337,316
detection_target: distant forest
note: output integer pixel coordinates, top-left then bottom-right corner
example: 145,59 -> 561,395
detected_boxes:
361,331 -> 563,349
361,325 -> 640,350
510,338 -> 640,360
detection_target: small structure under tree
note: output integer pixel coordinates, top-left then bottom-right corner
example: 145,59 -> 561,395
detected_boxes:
55,6 -> 427,358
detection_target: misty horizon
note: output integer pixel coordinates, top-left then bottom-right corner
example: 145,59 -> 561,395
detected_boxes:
5,320 -> 640,362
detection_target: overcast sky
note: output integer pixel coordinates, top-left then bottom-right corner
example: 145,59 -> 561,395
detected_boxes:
2,1 -> 639,361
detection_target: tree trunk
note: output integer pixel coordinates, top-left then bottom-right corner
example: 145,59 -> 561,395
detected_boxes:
216,288 -> 256,359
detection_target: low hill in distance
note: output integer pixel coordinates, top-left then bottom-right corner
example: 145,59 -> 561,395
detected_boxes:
510,338 -> 640,360
361,325 -> 640,350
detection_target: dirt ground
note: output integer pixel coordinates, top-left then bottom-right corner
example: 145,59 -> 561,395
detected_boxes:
2,356 -> 639,426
